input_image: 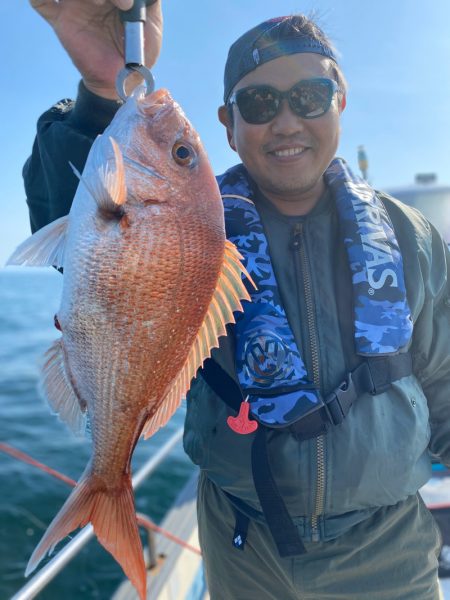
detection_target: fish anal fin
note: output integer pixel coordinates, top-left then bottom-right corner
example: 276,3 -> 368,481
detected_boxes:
6,215 -> 68,269
25,471 -> 147,600
142,239 -> 252,439
39,339 -> 87,437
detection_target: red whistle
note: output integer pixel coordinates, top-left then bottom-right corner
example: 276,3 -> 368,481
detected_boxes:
227,401 -> 258,435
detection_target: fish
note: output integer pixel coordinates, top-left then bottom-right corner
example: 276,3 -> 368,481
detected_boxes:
7,86 -> 252,600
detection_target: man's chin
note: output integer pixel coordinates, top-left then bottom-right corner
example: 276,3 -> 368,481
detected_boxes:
262,178 -> 323,200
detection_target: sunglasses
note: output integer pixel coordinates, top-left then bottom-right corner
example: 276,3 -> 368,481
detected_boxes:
228,77 -> 341,125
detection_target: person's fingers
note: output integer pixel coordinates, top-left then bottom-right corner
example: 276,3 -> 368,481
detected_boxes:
147,0 -> 162,20
108,0 -> 134,9
29,0 -> 60,21
31,0 -> 134,16
144,0 -> 163,67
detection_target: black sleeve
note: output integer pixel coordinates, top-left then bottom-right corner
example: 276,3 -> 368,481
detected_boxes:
24,81 -> 122,233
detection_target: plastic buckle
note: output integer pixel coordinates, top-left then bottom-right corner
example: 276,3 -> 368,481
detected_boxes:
324,373 -> 357,426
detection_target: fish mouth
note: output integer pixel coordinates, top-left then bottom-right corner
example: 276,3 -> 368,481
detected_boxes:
150,88 -> 171,103
136,88 -> 174,118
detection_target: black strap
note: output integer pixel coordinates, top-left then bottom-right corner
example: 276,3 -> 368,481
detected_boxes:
201,353 -> 413,436
361,353 -> 413,395
201,358 -> 243,410
231,509 -> 250,551
289,353 -> 412,440
251,427 -> 306,557
323,352 -> 413,426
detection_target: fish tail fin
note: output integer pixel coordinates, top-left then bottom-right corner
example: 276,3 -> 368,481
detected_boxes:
25,472 -> 147,600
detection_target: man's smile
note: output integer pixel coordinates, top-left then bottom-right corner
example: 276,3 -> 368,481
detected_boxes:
269,146 -> 308,158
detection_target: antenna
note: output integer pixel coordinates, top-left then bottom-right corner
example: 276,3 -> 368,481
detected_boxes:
357,145 -> 369,181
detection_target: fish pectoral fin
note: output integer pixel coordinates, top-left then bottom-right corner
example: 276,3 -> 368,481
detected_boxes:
26,471 -> 147,600
142,239 -> 252,439
40,339 -> 87,437
6,215 -> 68,269
71,136 -> 126,216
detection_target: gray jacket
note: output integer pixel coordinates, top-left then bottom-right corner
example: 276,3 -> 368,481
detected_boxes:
183,185 -> 450,542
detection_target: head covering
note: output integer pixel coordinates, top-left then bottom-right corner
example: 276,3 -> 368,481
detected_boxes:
223,16 -> 338,103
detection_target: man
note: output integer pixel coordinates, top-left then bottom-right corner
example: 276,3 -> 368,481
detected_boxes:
26,1 -> 450,598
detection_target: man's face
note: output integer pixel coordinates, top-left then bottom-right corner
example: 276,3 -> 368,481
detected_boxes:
220,53 -> 342,214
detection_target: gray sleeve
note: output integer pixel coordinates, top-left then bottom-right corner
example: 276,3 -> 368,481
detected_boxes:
415,225 -> 450,466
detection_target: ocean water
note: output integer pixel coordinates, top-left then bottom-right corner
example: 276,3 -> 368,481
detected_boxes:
0,269 -> 195,599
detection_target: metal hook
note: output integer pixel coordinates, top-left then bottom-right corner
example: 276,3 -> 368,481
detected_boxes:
116,65 -> 155,102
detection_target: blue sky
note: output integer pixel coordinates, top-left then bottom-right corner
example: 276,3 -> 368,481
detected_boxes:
1,0 -> 449,265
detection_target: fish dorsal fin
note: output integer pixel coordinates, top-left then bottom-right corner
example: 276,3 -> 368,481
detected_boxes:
6,215 -> 68,269
142,240 -> 253,439
39,339 -> 87,437
71,136 -> 126,215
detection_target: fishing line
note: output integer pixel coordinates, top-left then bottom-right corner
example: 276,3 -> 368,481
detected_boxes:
0,442 -> 202,556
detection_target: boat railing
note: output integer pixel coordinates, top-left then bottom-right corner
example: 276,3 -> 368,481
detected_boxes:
10,427 -> 184,600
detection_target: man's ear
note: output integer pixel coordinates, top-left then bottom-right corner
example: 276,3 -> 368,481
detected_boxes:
339,94 -> 347,113
218,105 -> 237,152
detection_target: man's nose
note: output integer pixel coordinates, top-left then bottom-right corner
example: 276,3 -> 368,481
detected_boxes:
270,99 -> 305,135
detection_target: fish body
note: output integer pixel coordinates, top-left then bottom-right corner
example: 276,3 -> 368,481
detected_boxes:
8,88 -> 251,599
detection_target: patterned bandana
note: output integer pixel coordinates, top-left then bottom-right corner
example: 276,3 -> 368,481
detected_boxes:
223,16 -> 338,104
217,158 -> 413,427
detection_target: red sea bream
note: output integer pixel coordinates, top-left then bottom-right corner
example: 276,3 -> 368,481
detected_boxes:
8,86 -> 251,599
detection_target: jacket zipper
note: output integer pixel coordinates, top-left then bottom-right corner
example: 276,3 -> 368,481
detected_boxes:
292,222 -> 326,542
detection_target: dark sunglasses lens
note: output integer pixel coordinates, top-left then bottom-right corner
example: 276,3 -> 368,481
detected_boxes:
236,86 -> 280,124
290,80 -> 333,118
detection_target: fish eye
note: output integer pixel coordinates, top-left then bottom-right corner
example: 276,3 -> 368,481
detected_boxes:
172,141 -> 197,167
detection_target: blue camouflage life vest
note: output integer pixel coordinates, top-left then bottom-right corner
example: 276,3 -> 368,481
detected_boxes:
217,158 -> 413,428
